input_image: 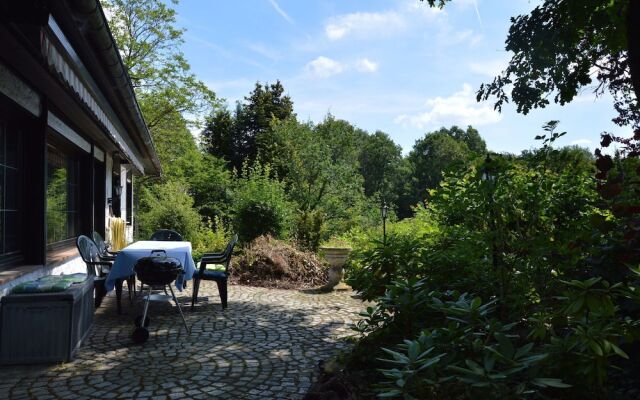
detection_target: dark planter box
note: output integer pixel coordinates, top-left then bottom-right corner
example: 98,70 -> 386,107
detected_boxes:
0,276 -> 94,364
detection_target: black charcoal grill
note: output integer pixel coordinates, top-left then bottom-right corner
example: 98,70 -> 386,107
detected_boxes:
132,250 -> 190,343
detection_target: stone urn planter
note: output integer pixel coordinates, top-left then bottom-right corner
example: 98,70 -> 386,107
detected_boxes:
319,246 -> 352,291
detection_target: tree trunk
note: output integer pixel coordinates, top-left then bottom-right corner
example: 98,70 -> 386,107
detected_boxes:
627,0 -> 640,107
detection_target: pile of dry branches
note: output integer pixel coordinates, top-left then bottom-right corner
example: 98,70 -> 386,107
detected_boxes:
230,235 -> 328,289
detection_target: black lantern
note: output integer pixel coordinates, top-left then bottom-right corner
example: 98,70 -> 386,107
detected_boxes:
482,153 -> 495,182
113,182 -> 123,197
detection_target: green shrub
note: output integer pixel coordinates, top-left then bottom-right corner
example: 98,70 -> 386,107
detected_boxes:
374,289 -> 567,399
292,209 -> 326,251
233,163 -> 294,243
191,215 -> 232,259
346,235 -> 425,301
342,132 -> 640,397
137,180 -> 202,241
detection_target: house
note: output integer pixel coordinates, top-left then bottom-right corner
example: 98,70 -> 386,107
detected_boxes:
0,0 -> 161,295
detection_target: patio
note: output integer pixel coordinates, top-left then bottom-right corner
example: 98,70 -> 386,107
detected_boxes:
0,282 -> 364,399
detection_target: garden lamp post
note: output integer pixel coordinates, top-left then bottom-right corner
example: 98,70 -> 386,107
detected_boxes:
482,154 -> 498,272
482,153 -> 505,313
381,202 -> 389,245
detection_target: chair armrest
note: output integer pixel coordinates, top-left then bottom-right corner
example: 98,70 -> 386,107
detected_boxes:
86,261 -> 113,266
202,251 -> 225,257
200,256 -> 227,264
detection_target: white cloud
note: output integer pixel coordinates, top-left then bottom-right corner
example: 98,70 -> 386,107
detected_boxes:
305,56 -> 345,78
394,84 -> 502,129
571,139 -> 592,145
325,11 -> 406,40
323,2 -> 445,41
469,58 -> 508,77
267,0 -> 294,24
355,58 -> 379,73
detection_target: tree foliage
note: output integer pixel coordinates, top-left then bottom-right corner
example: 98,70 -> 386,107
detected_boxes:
202,81 -> 294,170
406,126 -> 481,208
358,131 -> 403,199
472,0 -> 640,129
101,0 -> 218,129
344,128 -> 640,398
232,163 -> 294,243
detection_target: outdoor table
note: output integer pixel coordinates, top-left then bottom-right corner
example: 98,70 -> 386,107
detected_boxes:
105,241 -> 197,292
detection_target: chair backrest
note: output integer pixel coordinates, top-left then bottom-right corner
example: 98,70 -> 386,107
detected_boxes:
150,229 -> 183,241
76,235 -> 101,276
92,231 -> 108,255
199,234 -> 238,273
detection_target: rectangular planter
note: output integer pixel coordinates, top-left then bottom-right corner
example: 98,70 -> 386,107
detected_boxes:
0,276 -> 94,364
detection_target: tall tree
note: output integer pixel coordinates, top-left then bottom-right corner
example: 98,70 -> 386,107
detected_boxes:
202,81 -> 295,170
407,127 -> 479,207
269,117 -> 374,235
101,0 -> 217,129
201,108 -> 235,165
241,81 -> 294,167
359,131 -> 403,199
446,125 -> 487,155
103,0 -> 232,228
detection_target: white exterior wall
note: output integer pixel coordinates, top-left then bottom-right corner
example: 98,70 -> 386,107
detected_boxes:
120,165 -> 134,243
105,152 -> 113,242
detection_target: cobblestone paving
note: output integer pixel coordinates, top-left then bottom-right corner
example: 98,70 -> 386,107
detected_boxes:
0,283 -> 365,400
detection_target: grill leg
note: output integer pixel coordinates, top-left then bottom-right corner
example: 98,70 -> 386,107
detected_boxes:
115,279 -> 123,315
141,286 -> 152,324
168,285 -> 190,334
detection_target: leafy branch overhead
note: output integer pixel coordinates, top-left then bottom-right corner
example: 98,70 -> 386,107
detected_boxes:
101,0 -> 219,129
422,0 -> 640,129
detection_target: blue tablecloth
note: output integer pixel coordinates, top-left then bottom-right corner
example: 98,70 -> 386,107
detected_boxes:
105,241 -> 197,292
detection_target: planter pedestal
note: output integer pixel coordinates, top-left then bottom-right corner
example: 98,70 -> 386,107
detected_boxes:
319,247 -> 352,292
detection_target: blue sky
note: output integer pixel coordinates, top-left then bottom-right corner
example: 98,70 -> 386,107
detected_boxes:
175,0 -> 628,154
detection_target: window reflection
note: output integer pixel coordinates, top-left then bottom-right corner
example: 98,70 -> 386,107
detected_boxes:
46,144 -> 79,244
0,122 -> 22,257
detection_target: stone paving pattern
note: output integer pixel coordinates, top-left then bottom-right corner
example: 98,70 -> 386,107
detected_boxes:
0,283 -> 365,399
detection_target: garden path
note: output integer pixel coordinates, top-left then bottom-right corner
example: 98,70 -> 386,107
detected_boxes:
0,283 -> 364,399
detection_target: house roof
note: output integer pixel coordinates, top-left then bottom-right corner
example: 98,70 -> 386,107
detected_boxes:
50,0 -> 162,175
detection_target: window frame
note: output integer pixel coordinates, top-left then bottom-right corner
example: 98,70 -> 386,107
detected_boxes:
45,129 -> 88,251
0,119 -> 25,267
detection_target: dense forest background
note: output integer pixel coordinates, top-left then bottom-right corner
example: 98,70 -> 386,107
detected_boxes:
101,0 -> 594,254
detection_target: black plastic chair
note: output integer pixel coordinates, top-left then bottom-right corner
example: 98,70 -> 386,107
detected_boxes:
76,235 -> 112,309
149,229 -> 183,241
76,235 -> 135,314
191,234 -> 238,311
132,250 -> 189,343
92,231 -> 119,261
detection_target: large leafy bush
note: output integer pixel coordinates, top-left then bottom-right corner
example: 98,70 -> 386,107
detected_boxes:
137,180 -> 202,241
343,130 -> 640,399
232,163 -> 294,243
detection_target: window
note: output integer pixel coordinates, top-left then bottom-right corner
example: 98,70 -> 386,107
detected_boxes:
0,121 -> 23,263
46,143 -> 80,245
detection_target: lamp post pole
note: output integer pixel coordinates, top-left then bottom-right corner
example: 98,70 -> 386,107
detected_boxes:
483,153 -> 504,314
381,202 -> 389,245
